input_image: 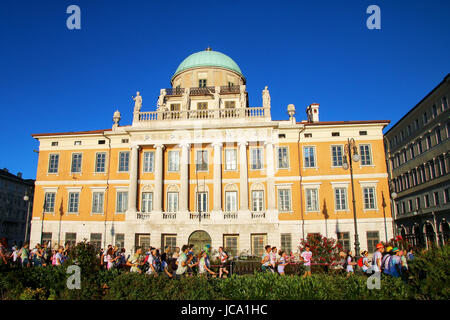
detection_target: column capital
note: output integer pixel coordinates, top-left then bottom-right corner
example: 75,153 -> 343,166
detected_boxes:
264,140 -> 274,146
130,144 -> 140,150
178,142 -> 191,149
238,141 -> 248,147
153,143 -> 165,150
211,141 -> 223,149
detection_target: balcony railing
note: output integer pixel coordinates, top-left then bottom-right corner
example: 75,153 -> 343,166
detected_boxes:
137,107 -> 268,122
162,212 -> 177,220
189,212 -> 211,220
223,211 -> 238,219
136,212 -> 151,220
251,211 -> 266,219
189,86 -> 215,95
220,86 -> 240,94
166,88 -> 185,96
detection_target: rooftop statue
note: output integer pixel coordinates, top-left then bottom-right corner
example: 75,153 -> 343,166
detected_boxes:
239,85 -> 246,108
182,87 -> 190,110
263,86 -> 270,109
132,91 -> 142,112
157,89 -> 166,110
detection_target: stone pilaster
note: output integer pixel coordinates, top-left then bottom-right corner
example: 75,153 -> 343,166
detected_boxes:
212,142 -> 223,212
238,141 -> 249,211
179,143 -> 190,212
154,144 -> 165,212
128,145 -> 140,213
265,141 -> 276,210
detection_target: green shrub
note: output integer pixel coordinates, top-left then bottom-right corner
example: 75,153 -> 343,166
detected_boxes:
407,245 -> 450,300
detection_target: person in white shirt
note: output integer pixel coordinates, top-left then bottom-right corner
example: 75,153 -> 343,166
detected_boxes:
371,243 -> 384,273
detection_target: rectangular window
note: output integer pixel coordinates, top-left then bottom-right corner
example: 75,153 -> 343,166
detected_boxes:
363,187 -> 376,209
359,144 -> 373,165
425,194 -> 430,208
225,101 -> 236,108
142,192 -> 153,213
225,149 -> 237,170
168,151 -> 180,172
367,231 -> 379,253
196,192 -> 208,212
278,189 -> 291,212
41,232 -> 52,246
135,233 -> 150,251
92,192 -> 104,214
118,152 -> 129,172
116,191 -> 128,213
65,233 -> 77,247
331,145 -> 343,167
305,188 -> 318,212
74,141 -> 82,146
167,192 -> 179,212
251,234 -> 267,257
71,153 -> 82,173
225,191 -> 238,212
442,96 -> 449,111
251,148 -> 263,170
224,235 -> 239,258
95,152 -> 106,173
199,79 -> 207,88
196,150 -> 208,171
434,192 -> 439,206
143,152 -> 154,173
334,188 -> 348,210
423,112 -> 428,124
436,128 -> 442,144
432,104 -> 438,118
162,234 -> 177,250
444,188 -> 450,203
68,192 -> 80,213
304,146 -> 316,168
337,232 -> 350,252
280,233 -> 292,253
90,233 -> 102,252
416,197 -> 421,210
277,147 -> 289,169
426,135 -> 432,149
252,190 -> 264,212
51,142 -> 58,147
48,154 -> 59,173
115,234 -> 125,250
44,192 -> 56,213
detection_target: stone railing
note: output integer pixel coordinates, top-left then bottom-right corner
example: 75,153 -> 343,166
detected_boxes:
189,212 -> 211,220
162,212 -> 177,220
223,211 -> 238,219
136,212 -> 151,220
137,107 -> 269,122
251,211 -> 266,219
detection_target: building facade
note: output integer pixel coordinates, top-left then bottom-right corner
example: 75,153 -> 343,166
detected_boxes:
385,74 -> 450,248
30,49 -> 393,256
0,168 -> 34,247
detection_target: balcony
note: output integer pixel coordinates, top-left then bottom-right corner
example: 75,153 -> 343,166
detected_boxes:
162,212 -> 177,220
223,211 -> 238,219
189,212 -> 211,220
136,212 -> 151,220
137,107 -> 269,122
251,211 -> 266,219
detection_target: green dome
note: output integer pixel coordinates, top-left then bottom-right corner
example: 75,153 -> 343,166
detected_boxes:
172,49 -> 244,80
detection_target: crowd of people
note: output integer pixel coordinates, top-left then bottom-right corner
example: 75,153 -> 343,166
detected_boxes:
0,239 -> 415,281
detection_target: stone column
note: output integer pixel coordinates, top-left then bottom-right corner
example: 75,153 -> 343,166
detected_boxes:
265,141 -> 276,210
128,145 -> 140,213
180,143 -> 190,212
154,144 -> 165,212
212,142 -> 223,212
238,141 -> 249,211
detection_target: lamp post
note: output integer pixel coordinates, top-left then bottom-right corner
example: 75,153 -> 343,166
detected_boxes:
342,138 -> 361,260
23,189 -> 32,244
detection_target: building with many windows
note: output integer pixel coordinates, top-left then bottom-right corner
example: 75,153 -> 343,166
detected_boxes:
385,74 -> 450,248
29,49 -> 393,256
0,168 -> 34,247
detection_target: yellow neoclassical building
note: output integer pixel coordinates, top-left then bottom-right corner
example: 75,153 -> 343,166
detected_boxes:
30,48 -> 392,256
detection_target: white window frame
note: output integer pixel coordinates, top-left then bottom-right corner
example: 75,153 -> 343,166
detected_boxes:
143,151 -> 155,173
224,149 -> 237,171
225,191 -> 238,212
334,187 -> 348,211
251,190 -> 264,212
196,191 -> 208,212
250,147 -> 263,170
223,235 -> 239,257
167,192 -> 179,212
277,187 -> 292,213
67,191 -> 80,214
277,146 -> 289,169
168,150 -> 180,172
118,151 -> 130,172
70,152 -> 83,174
48,153 -> 59,174
44,192 -> 56,213
91,191 -> 105,215
303,146 -> 316,168
360,183 -> 377,211
195,150 -> 209,172
141,192 -> 153,213
95,152 -> 107,173
359,144 -> 373,166
331,145 -> 344,167
305,188 -> 319,212
116,190 -> 128,214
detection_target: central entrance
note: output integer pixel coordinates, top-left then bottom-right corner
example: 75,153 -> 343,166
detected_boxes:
188,230 -> 212,254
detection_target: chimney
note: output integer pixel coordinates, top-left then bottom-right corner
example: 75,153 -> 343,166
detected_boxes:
306,103 -> 319,123
17,172 -> 23,179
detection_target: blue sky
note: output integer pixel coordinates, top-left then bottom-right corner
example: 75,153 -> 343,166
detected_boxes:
1,0 -> 449,179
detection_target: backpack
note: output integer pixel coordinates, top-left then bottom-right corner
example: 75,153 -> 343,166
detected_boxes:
357,257 -> 364,267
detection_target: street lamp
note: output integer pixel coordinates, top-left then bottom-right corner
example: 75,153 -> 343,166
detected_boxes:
23,190 -> 32,244
342,138 -> 361,260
